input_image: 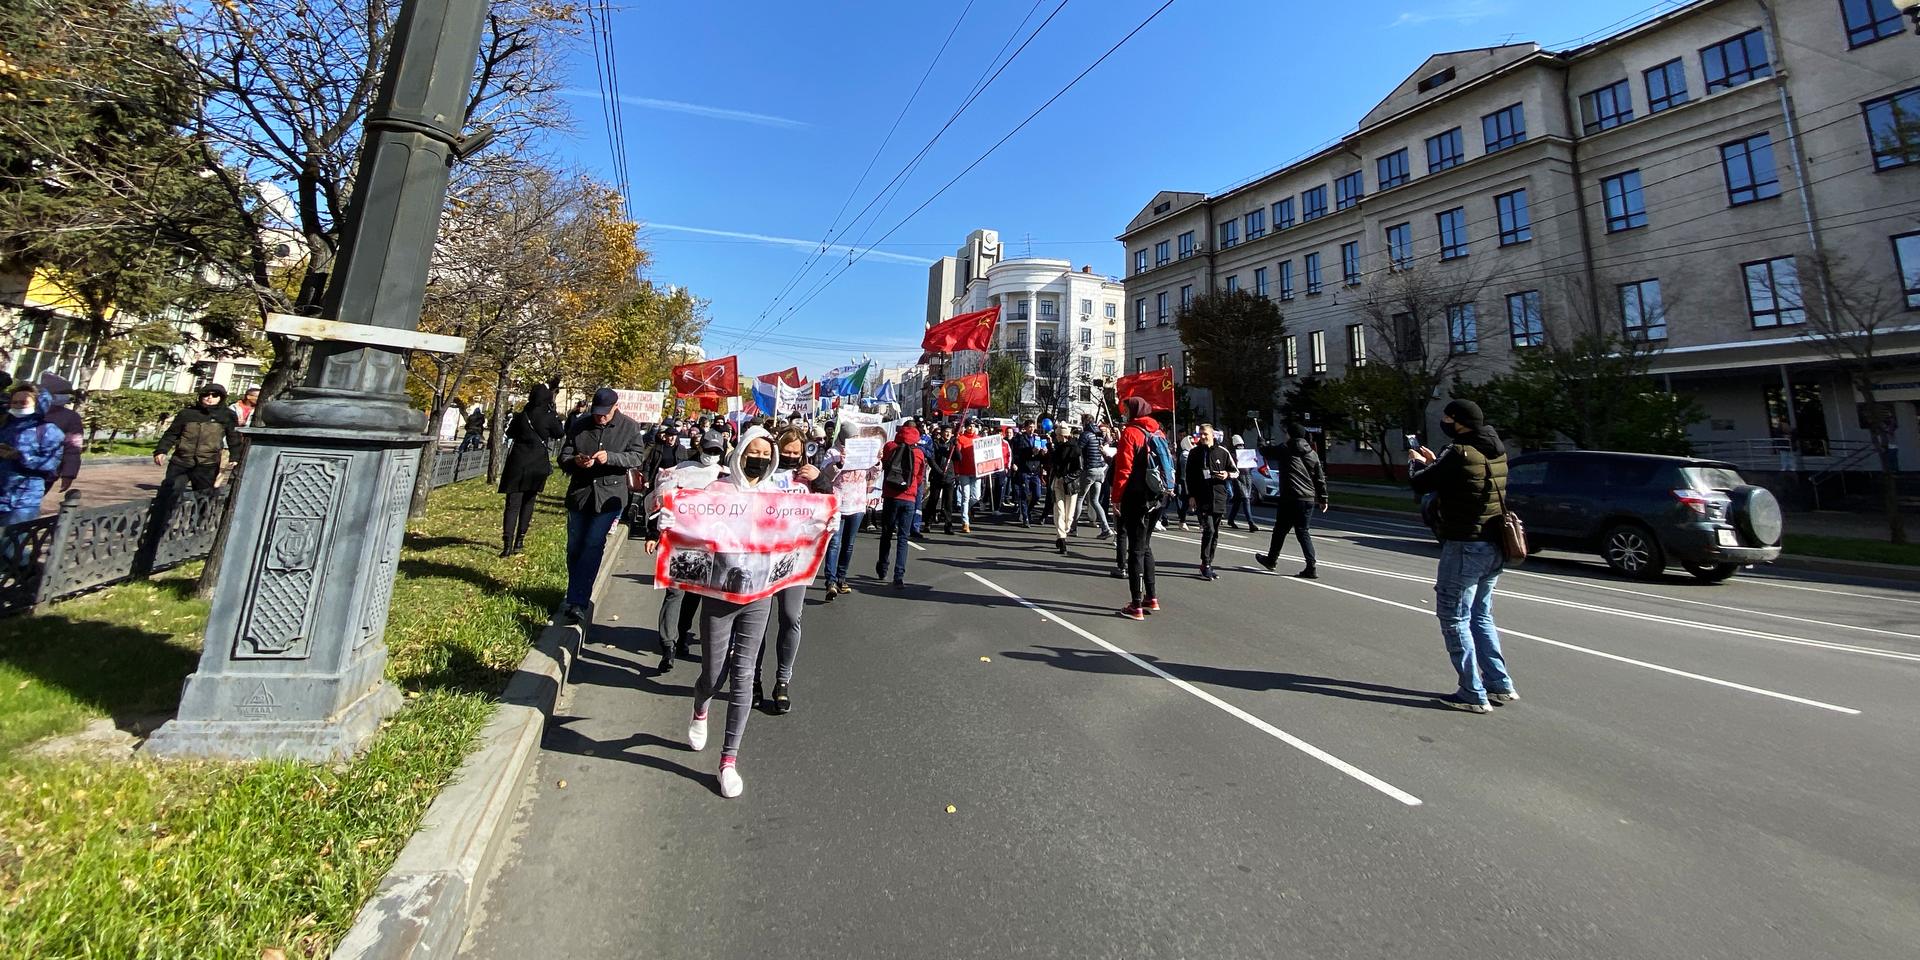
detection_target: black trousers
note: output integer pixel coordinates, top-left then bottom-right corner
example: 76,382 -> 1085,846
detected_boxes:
1121,504 -> 1159,604
1197,512 -> 1221,570
502,490 -> 537,547
162,461 -> 218,493
925,477 -> 954,531
1263,499 -> 1318,567
659,587 -> 700,653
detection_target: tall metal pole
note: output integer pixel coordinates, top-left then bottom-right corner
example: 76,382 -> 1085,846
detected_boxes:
150,0 -> 490,760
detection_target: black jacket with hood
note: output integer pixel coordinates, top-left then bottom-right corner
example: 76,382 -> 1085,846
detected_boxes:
1277,436 -> 1329,504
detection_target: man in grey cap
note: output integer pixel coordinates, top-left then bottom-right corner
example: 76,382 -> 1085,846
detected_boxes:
558,388 -> 648,622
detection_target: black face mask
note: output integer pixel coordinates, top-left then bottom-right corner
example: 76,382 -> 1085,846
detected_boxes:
743,457 -> 773,479
779,453 -> 802,471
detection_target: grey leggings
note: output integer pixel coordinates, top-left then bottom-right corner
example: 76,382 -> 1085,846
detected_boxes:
759,584 -> 804,685
693,596 -> 773,759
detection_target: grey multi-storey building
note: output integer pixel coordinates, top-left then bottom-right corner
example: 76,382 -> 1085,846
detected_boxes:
1119,0 -> 1919,473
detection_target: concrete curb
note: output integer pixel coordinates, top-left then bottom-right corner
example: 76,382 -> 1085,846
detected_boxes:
331,529 -> 626,959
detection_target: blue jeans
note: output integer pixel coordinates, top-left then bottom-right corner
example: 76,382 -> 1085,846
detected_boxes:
953,477 -> 978,526
1016,470 -> 1045,522
913,480 -> 927,533
823,511 -> 864,584
564,502 -> 622,607
1435,539 -> 1512,702
875,499 -> 914,583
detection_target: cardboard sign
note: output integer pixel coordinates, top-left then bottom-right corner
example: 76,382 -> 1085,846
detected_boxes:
655,487 -> 835,603
614,389 -> 665,424
970,434 -> 1006,475
835,410 -> 888,470
1235,448 -> 1259,470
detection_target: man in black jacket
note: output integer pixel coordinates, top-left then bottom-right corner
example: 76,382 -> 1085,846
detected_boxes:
152,384 -> 239,492
1184,423 -> 1236,580
1409,398 -> 1517,714
558,388 -> 649,622
1257,422 -> 1329,578
1045,422 -> 1083,554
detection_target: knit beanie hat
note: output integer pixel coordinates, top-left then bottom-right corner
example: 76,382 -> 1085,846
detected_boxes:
1122,396 -> 1153,420
1443,399 -> 1485,430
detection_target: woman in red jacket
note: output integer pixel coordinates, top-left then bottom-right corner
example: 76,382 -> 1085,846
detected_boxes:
1108,397 -> 1171,619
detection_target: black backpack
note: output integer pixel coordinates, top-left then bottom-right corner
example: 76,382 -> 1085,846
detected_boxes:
884,442 -> 916,488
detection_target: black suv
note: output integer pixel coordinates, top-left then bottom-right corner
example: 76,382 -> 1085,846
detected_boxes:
1504,451 -> 1783,582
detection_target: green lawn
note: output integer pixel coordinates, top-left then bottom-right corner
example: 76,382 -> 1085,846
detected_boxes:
1782,533 -> 1920,567
85,439 -> 159,457
0,474 -> 570,959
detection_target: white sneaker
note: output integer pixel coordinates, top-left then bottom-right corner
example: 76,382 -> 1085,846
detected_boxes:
688,713 -> 708,751
718,763 -> 744,798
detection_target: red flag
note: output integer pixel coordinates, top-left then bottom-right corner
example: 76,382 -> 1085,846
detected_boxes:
672,356 -> 738,397
766,366 -> 805,387
698,395 -> 724,412
934,372 -> 990,415
1115,367 -> 1176,412
921,305 -> 1000,354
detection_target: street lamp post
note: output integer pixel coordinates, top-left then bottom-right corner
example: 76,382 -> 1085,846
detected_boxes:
149,0 -> 489,760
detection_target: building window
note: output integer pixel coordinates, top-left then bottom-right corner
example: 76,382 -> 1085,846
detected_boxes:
1079,328 -> 1093,347
1156,292 -> 1169,325
1180,283 -> 1194,308
1078,356 -> 1093,376
1863,88 -> 1920,170
1154,240 -> 1170,266
1103,331 -> 1117,348
1341,241 -> 1361,286
1602,170 -> 1648,232
1426,127 -> 1464,172
1447,303 -> 1479,355
1894,232 -> 1920,309
1619,279 -> 1666,341
1721,133 -> 1781,205
1181,350 -> 1194,381
1219,219 -> 1239,248
1278,260 -> 1295,300
1305,252 -> 1323,294
1014,299 -> 1031,321
1842,0 -> 1905,48
1507,290 -> 1544,348
1496,189 -> 1532,245
1254,266 -> 1269,297
1483,103 -> 1526,153
1104,359 -> 1116,378
1134,296 -> 1147,330
1309,331 -> 1327,374
1273,198 -> 1295,230
1104,302 -> 1117,319
1177,231 -> 1195,258
1346,323 -> 1367,368
1080,298 -> 1093,316
1247,209 -> 1266,239
1646,58 -> 1689,113
1301,186 -> 1328,222
1133,357 -> 1145,374
1702,29 -> 1771,93
1039,329 -> 1056,348
1284,336 -> 1299,377
1039,299 -> 1057,318
1386,222 -> 1412,269
1377,148 -> 1410,190
1335,171 -> 1364,211
1437,207 -> 1468,260
1392,313 -> 1423,362
1580,79 -> 1634,134
1134,249 -> 1147,275
1744,256 -> 1806,327
1157,353 -> 1168,373
1224,275 -> 1239,294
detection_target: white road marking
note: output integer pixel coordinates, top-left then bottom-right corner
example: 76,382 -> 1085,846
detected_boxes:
1502,567 -> 1920,643
1244,567 -> 1862,716
909,541 -> 926,552
1736,576 -> 1920,607
966,571 -> 1425,807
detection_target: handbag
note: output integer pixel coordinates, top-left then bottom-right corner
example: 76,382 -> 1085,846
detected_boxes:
1488,469 -> 1528,565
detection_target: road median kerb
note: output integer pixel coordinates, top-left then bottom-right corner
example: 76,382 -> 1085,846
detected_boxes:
331,529 -> 626,960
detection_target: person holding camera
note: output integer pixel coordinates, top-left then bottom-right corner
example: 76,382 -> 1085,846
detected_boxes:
557,388 -> 648,623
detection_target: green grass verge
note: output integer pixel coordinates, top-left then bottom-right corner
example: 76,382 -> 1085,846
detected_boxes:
1782,533 -> 1920,567
85,439 -> 158,457
0,474 -> 570,959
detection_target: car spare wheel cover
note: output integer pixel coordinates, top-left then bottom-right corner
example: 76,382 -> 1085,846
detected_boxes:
1733,485 -> 1783,546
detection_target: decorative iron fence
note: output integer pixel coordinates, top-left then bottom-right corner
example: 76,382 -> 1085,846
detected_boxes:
0,444 -> 494,617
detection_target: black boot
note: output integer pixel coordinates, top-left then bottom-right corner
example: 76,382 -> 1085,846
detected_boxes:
1056,537 -> 1066,554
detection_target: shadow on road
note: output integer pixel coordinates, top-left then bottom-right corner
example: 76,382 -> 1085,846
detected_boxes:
1002,644 -> 1452,710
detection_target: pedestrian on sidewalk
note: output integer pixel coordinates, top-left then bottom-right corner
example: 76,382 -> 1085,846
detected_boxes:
1257,422 -> 1328,578
36,373 -> 84,494
1185,424 -> 1236,581
557,388 -> 647,624
1409,399 -> 1518,715
1225,434 -> 1260,532
152,384 -> 238,494
644,429 -> 729,670
686,425 -> 786,798
1074,417 -> 1113,540
497,384 -> 562,557
874,421 -> 926,588
2,384 -> 64,541
1047,422 -> 1084,554
1111,397 -> 1174,619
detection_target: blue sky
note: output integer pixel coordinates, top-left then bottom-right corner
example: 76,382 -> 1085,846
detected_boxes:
550,0 -> 1684,380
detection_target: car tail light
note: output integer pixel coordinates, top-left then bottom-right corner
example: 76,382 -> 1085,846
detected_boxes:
1673,489 -> 1729,520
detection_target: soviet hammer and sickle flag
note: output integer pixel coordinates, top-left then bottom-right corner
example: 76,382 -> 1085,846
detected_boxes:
672,356 -> 739,398
1115,367 -> 1177,412
935,372 -> 990,415
920,305 -> 1000,355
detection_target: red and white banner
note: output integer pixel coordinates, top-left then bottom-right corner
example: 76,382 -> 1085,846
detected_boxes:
956,434 -> 1005,476
655,487 -> 836,604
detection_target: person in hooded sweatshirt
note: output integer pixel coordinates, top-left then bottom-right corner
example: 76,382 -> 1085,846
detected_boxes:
644,429 -> 729,671
497,383 -> 563,557
1257,422 -> 1329,579
36,373 -> 84,493
753,426 -> 835,716
1409,398 -> 1518,715
684,425 -> 786,799
2,383 -> 66,534
874,421 -> 926,588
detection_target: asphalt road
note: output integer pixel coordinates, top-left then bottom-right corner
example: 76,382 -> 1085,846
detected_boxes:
461,504 -> 1920,960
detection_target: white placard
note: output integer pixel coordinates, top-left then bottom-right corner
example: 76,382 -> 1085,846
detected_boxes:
614,389 -> 665,424
1235,448 -> 1259,470
843,436 -> 883,471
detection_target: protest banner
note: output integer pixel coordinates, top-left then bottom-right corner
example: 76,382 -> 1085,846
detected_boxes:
655,486 -> 835,603
835,409 -> 888,470
1235,447 -> 1259,470
614,389 -> 665,424
970,434 -> 1006,475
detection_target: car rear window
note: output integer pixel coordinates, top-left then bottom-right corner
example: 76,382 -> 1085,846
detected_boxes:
1682,466 -> 1744,491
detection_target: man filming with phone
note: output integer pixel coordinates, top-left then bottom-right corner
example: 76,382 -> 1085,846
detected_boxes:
558,388 -> 648,623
